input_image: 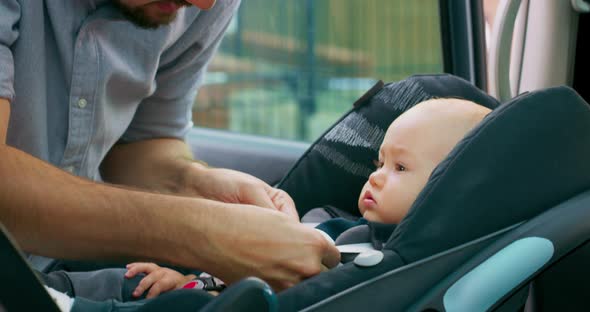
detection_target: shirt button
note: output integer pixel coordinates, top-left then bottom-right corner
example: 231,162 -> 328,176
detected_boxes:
63,166 -> 75,173
77,98 -> 88,108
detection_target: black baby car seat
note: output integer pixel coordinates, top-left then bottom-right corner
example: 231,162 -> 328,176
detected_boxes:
277,74 -> 590,311
2,74 -> 590,311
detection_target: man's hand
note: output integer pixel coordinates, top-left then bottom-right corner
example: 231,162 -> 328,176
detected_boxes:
198,205 -> 340,291
101,138 -> 299,220
101,139 -> 299,220
188,166 -> 299,220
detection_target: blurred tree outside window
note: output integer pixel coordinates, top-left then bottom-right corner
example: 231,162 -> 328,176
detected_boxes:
193,0 -> 443,142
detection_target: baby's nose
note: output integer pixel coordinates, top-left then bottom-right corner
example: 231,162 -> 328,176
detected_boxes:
369,170 -> 384,187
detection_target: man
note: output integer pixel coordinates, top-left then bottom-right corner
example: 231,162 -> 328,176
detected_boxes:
0,0 -> 340,292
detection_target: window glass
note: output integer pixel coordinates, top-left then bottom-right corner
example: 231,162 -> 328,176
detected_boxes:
194,0 -> 443,142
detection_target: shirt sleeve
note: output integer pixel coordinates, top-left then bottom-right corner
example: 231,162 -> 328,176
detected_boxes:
0,0 -> 20,101
121,0 -> 241,142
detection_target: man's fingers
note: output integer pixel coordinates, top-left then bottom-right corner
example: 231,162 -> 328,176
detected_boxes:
252,188 -> 276,210
270,189 -> 299,221
322,243 -> 341,269
274,280 -> 297,292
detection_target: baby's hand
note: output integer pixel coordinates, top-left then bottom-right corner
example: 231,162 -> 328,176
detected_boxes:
125,262 -> 197,299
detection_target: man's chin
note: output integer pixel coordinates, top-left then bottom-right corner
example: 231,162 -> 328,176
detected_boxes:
114,1 -> 180,29
131,12 -> 178,29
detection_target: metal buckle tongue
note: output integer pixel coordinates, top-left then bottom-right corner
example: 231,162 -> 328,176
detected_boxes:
183,273 -> 226,292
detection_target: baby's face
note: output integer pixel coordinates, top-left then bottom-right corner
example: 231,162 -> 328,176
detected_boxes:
357,98 -> 489,224
358,116 -> 441,223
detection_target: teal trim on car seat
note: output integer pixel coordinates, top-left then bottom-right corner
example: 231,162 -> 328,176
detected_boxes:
443,237 -> 554,312
263,284 -> 278,312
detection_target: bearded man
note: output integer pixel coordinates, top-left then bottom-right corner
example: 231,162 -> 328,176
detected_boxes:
0,0 -> 340,301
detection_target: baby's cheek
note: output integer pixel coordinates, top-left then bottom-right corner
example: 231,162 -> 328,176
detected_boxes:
357,199 -> 365,215
378,207 -> 405,224
357,185 -> 369,213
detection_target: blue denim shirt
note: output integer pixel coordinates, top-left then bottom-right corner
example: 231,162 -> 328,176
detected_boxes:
0,0 -> 239,180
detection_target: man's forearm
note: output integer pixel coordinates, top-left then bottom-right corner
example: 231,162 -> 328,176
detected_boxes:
99,138 -> 286,210
0,143 -> 218,268
100,138 -> 204,196
0,99 -> 8,143
0,143 -> 340,290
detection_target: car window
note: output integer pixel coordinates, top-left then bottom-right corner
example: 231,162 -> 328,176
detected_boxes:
193,0 -> 443,142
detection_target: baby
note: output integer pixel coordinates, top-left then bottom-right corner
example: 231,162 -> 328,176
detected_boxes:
125,97 -> 492,298
310,97 -> 491,244
358,97 -> 490,224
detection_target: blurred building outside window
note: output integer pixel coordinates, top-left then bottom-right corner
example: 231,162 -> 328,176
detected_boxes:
193,0 -> 444,142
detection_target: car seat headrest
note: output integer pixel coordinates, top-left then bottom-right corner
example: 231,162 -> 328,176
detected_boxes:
389,86 -> 590,263
278,74 -> 500,217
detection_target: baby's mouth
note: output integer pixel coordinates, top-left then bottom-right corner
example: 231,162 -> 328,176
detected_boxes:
362,190 -> 377,208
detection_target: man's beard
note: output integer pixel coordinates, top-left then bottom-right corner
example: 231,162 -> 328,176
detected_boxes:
113,0 -> 190,29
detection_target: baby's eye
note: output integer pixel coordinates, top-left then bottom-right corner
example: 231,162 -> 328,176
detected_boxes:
395,163 -> 406,172
373,159 -> 384,169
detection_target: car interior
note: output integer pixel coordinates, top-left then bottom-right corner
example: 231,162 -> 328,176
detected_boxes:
2,0 -> 589,311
